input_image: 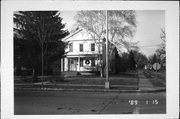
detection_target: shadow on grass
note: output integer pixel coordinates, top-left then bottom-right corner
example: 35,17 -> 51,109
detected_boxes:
15,72 -> 139,90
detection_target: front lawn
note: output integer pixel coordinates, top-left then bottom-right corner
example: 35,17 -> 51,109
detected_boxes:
15,72 -> 139,86
59,72 -> 139,87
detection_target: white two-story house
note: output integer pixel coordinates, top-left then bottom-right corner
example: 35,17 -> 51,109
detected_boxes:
61,29 -> 103,72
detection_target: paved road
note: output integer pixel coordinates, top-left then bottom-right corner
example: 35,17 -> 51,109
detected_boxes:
14,90 -> 166,114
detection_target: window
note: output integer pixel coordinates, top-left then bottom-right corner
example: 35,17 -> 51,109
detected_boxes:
80,58 -> 83,67
70,59 -> 74,64
91,43 -> 95,51
79,44 -> 83,52
69,43 -> 73,52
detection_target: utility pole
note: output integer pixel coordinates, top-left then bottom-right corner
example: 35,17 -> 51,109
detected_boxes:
105,10 -> 110,89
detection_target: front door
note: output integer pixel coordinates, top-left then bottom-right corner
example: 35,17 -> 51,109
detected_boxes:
69,58 -> 77,71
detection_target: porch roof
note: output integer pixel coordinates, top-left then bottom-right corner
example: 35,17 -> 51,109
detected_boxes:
64,54 -> 101,58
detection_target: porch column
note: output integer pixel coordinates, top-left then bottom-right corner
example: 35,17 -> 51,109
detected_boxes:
61,58 -> 64,72
78,57 -> 80,71
64,57 -> 68,71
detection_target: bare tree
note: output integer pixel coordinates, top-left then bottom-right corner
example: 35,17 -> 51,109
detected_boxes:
74,10 -> 137,76
108,11 -> 137,55
156,28 -> 166,68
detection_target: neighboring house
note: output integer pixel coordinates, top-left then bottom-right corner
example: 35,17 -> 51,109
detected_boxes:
61,29 -> 103,72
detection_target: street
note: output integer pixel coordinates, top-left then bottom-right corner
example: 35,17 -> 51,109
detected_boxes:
14,90 -> 166,114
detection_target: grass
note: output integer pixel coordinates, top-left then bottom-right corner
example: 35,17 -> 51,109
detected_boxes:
149,71 -> 166,81
150,79 -> 165,87
16,85 -> 138,90
60,77 -> 138,86
14,75 -> 62,83
15,73 -> 138,86
58,72 -> 138,86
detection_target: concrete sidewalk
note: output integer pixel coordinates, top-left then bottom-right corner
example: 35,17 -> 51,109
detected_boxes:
138,71 -> 165,91
138,71 -> 154,91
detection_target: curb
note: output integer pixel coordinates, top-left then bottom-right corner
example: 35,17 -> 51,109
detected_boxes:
14,87 -> 166,93
15,83 -> 139,88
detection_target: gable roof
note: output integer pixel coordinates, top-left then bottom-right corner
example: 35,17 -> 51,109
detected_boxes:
62,28 -> 97,42
62,29 -> 83,42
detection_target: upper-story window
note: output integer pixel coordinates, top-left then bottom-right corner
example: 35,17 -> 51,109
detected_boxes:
79,44 -> 83,52
91,43 -> 95,51
69,43 -> 73,52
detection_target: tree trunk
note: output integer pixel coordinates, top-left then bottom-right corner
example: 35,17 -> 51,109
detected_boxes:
56,58 -> 64,82
102,42 -> 106,77
103,64 -> 106,77
100,65 -> 103,77
59,59 -> 64,82
16,66 -> 22,76
99,66 -> 105,77
32,68 -> 38,83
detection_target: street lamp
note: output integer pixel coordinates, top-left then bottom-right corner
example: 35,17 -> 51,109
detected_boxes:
105,10 -> 110,89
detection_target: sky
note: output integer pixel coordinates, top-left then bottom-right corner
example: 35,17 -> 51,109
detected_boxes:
60,10 -> 165,57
